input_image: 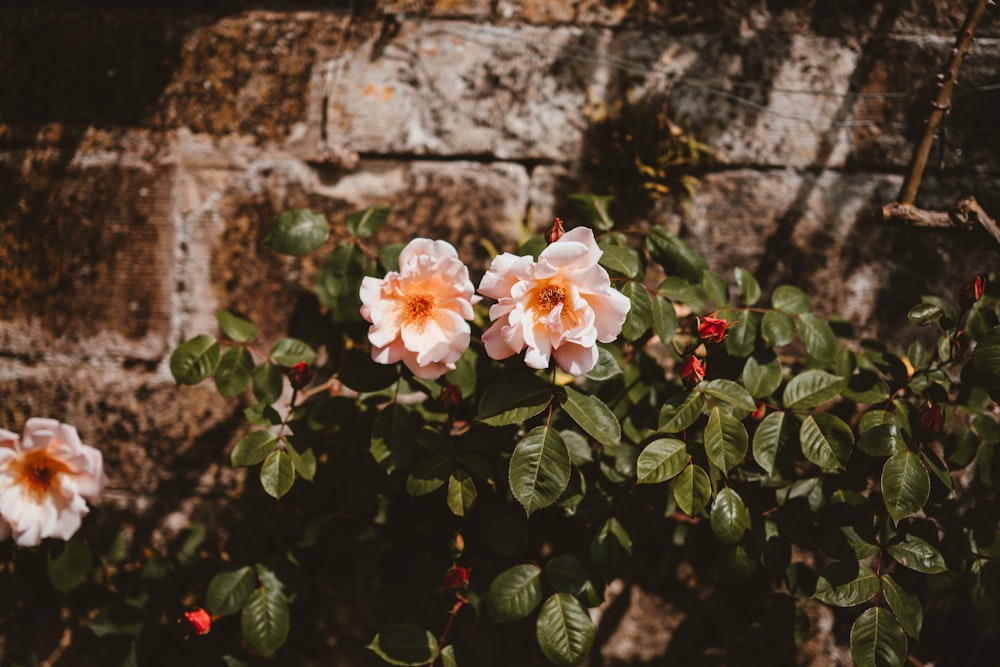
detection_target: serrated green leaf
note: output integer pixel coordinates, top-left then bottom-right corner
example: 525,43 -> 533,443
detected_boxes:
266,209 -> 329,256
772,285 -> 811,314
858,424 -> 906,457
735,267 -> 761,306
252,362 -> 283,405
217,309 -> 258,343
589,518 -> 632,581
721,308 -> 760,357
599,244 -> 639,278
886,535 -> 947,574
882,451 -> 930,522
215,346 -> 254,398
231,431 -> 280,467
170,335 -> 220,385
762,310 -> 796,346
47,539 -> 92,594
285,440 -> 316,481
269,338 -> 317,366
710,487 -> 749,545
585,347 -> 623,381
650,294 -> 678,345
477,372 -> 553,426
487,564 -> 544,623
907,302 -> 944,326
881,574 -> 923,639
509,425 -> 571,517
658,390 -> 706,433
568,194 -> 614,230
701,270 -> 729,307
814,561 -> 880,607
752,411 -> 796,475
241,587 -> 290,657
447,470 -> 477,517
703,379 -> 757,412
207,567 -> 256,617
674,463 -> 711,516
636,438 -> 688,484
742,353 -> 783,398
371,404 -> 418,473
406,454 -> 453,496
535,593 -> 596,667
800,413 -> 853,471
705,407 -> 748,473
645,227 -> 707,282
821,526 -> 880,561
346,204 -> 390,239
545,556 -> 601,608
850,607 -> 907,667
367,623 -> 439,666
260,450 -> 295,499
622,281 -> 652,342
560,386 -> 620,447
782,370 -> 844,409
797,313 -> 837,362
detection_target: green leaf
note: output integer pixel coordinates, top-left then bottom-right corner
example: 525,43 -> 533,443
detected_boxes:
704,407 -> 748,473
568,194 -> 614,230
559,386 -> 621,447
232,431 -> 280,467
772,285 -> 811,314
742,353 -> 783,398
241,587 -> 291,658
710,487 -> 750,545
447,470 -> 477,517
850,607 -> 907,667
406,455 -> 453,496
814,562 -> 880,607
215,346 -> 254,398
285,440 -> 316,481
590,518 -> 632,581
734,266 -> 761,306
882,451 -> 930,522
207,567 -> 257,617
440,645 -> 457,667
703,379 -> 757,412
599,244 -> 639,278
367,623 -> 439,666
886,535 -> 947,574
822,526 -> 880,560
621,281 -> 652,342
217,309 -> 258,343
799,413 -> 853,471
260,450 -> 295,499
585,347 -> 623,381
269,338 -> 317,366
487,564 -> 544,623
673,463 -> 711,516
266,208 -> 330,256
315,242 -> 366,320
658,390 -> 706,433
907,302 -> 944,326
252,362 -> 284,405
799,315 -> 837,363
858,424 -> 906,457
973,326 -> 1000,397
561,430 -> 593,466
782,370 -> 844,410
645,227 -> 707,283
636,438 -> 688,484
545,556 -> 600,608
509,425 -> 571,517
379,242 -> 404,273
701,270 -> 729,307
345,204 -> 390,239
371,404 -> 418,473
651,295 -> 678,345
722,309 -> 760,357
477,372 -> 553,426
535,593 -> 596,667
170,335 -> 220,385
47,539 -> 92,594
752,411 -> 796,475
881,574 -> 923,639
761,310 -> 796,346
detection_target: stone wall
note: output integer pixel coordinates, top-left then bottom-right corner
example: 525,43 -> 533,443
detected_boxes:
1,1 -> 999,663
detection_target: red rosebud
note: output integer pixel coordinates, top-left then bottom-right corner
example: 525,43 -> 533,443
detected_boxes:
288,361 -> 313,391
440,383 -> 463,410
183,608 -> 212,636
953,329 -> 972,353
697,316 -> 729,344
679,355 -> 705,386
450,532 -> 465,557
751,402 -> 767,421
960,274 -> 985,308
920,404 -> 943,434
443,566 -> 470,592
545,218 -> 565,244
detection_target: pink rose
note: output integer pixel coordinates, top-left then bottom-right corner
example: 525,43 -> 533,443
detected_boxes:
0,419 -> 107,547
479,226 -> 631,375
360,238 -> 480,379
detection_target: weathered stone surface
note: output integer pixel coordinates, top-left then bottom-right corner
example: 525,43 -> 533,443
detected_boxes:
378,0 -> 492,19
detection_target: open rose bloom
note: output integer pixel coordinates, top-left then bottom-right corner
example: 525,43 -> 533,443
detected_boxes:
360,238 -> 480,379
0,419 -> 107,547
479,226 -> 631,375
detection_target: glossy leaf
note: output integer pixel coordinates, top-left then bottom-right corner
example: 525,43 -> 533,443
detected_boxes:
560,386 -> 620,447
269,338 -> 317,367
585,347 -> 623,381
850,607 -> 907,667
973,326 -> 1000,397
477,372 -> 553,426
371,404 -> 418,473
881,574 -> 922,639
782,370 -> 844,410
651,295 -> 678,345
814,561 -> 880,607
636,438 -> 688,484
882,451 -> 930,522
722,309 -> 760,357
207,567 -> 256,617
536,593 -> 596,667
346,204 -> 390,239
886,535 -> 947,574
266,208 -> 329,256
701,270 -> 729,307
599,244 -> 639,278
545,556 -> 601,607
858,423 -> 906,457
285,440 -> 316,482
907,302 -> 944,326
487,564 -> 544,623
47,539 -> 92,594
260,450 -> 295,499
742,353 -> 783,398
447,470 -> 477,517
590,518 -> 632,581
621,281 -> 652,342
735,266 -> 761,306
752,411 -> 796,475
703,379 -> 757,412
673,463 -> 711,516
799,413 -> 853,471
645,227 -> 707,283
797,313 -> 837,362
215,346 -> 254,398
705,407 -> 748,473
170,335 -> 220,385
217,309 -> 258,343
406,455 -> 453,496
252,362 -> 283,405
821,526 -> 880,561
710,487 -> 750,545
231,431 -> 280,467
241,587 -> 290,658
509,426 -> 571,517
761,310 -> 795,346
367,623 -> 439,666
568,193 -> 614,230
772,285 -> 811,314
659,390 -> 706,433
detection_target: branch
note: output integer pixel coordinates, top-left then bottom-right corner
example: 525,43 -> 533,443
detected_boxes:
898,0 -> 990,204
881,197 -> 1000,246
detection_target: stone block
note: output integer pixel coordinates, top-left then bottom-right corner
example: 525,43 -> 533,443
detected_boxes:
378,0 -> 492,18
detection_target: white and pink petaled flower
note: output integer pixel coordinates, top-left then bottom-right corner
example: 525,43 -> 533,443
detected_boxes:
479,226 -> 631,375
360,238 -> 480,380
0,419 -> 107,547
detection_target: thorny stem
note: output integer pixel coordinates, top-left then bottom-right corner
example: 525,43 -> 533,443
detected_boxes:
435,597 -> 467,665
898,0 -> 990,205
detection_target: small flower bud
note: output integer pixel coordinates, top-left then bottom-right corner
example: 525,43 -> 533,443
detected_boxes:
443,566 -> 470,593
287,361 -> 313,391
920,404 -> 943,434
183,608 -> 212,636
440,383 -> 463,410
751,403 -> 767,421
450,532 -> 465,557
545,218 -> 565,244
697,316 -> 729,344
679,355 -> 705,386
960,274 -> 985,309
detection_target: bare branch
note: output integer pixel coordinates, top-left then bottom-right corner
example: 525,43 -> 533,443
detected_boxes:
882,197 -> 1000,246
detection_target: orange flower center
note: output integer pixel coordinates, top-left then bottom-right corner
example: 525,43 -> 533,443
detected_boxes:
536,284 -> 566,312
15,449 -> 70,497
405,294 -> 436,327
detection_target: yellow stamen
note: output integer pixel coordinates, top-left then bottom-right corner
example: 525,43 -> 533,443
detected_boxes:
15,450 -> 70,497
405,294 -> 435,327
